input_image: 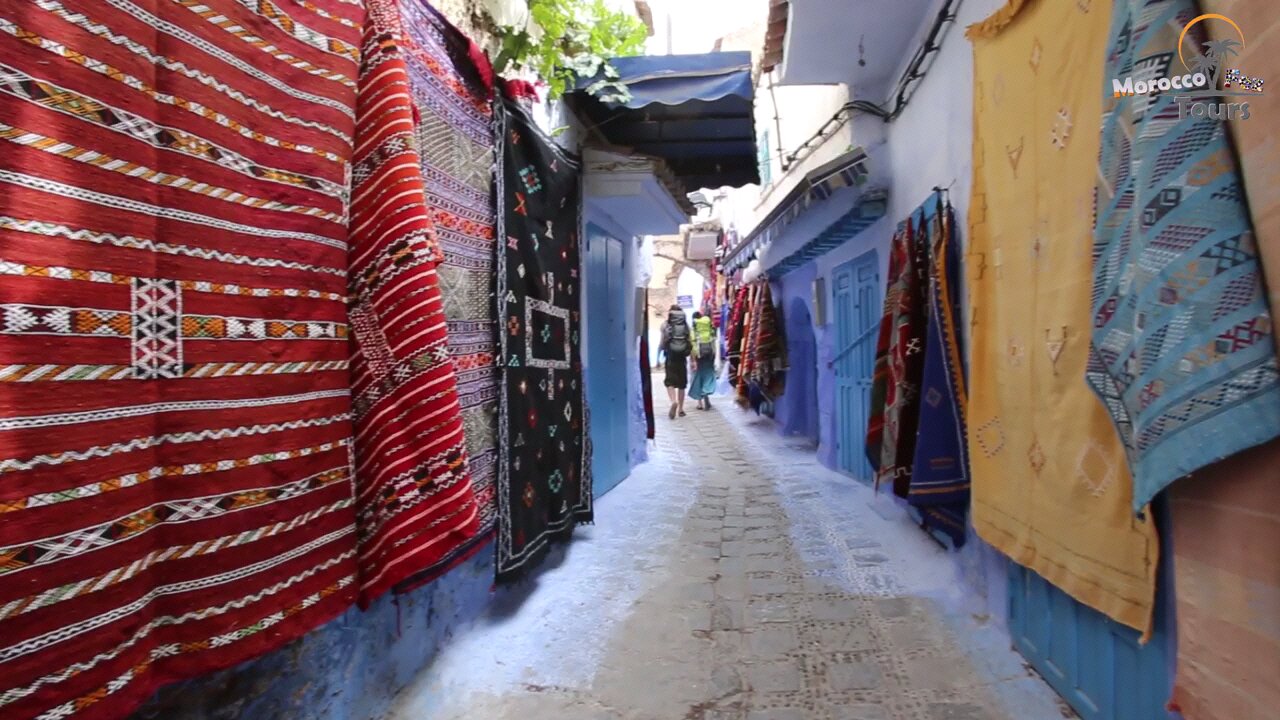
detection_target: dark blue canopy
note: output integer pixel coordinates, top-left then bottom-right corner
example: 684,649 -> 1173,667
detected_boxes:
570,52 -> 759,190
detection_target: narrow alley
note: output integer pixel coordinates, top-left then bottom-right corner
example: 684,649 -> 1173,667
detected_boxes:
390,382 -> 1071,720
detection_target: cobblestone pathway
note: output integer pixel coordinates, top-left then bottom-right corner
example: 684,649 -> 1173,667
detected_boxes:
391,387 -> 1074,720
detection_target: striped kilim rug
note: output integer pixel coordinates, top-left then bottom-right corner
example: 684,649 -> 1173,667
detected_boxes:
0,0 -> 364,716
349,0 -> 481,606
393,0 -> 501,590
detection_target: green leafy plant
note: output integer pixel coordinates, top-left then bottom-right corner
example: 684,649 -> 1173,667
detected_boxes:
492,0 -> 648,102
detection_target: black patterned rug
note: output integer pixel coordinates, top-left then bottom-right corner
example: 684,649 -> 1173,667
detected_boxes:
494,94 -> 592,581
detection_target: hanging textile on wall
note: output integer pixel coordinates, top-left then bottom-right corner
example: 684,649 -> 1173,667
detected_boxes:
640,289 -> 656,439
736,285 -> 762,406
1089,0 -> 1280,512
866,217 -> 929,497
349,0 -> 481,606
1199,0 -> 1280,352
393,0 -> 502,591
725,286 -> 749,386
495,95 -> 592,581
749,283 -> 787,407
966,0 -> 1158,635
908,201 -> 971,546
0,0 -> 362,716
1169,439 -> 1280,720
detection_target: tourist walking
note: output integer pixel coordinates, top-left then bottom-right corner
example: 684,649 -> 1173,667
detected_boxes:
689,311 -> 717,410
661,305 -> 691,418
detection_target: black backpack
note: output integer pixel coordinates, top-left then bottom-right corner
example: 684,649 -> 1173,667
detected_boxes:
699,339 -> 715,361
667,321 -> 691,355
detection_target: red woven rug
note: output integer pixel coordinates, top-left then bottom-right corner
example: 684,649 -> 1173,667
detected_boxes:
349,0 -> 481,606
0,0 -> 363,716
392,0 -> 502,591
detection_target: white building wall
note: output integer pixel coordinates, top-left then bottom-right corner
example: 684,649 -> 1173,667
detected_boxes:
717,78 -> 853,236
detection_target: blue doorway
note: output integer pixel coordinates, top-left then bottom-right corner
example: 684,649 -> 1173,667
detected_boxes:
831,251 -> 878,480
584,224 -> 629,497
1009,564 -> 1173,720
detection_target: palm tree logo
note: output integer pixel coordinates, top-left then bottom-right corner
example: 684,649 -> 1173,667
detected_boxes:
1200,37 -> 1243,89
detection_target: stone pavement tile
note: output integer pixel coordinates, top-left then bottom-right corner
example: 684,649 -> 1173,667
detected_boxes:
746,708 -> 808,720
710,663 -> 746,696
801,574 -> 844,594
806,596 -> 862,623
686,605 -> 714,633
710,629 -> 747,655
704,705 -> 747,720
744,541 -> 781,557
743,527 -> 777,542
712,599 -> 746,631
901,655 -> 986,693
926,701 -> 999,720
826,702 -> 892,720
744,659 -> 803,693
825,657 -> 884,692
745,556 -> 786,573
743,624 -> 802,658
685,542 -> 724,560
678,580 -> 718,603
688,529 -> 725,545
804,621 -> 878,653
746,573 -> 793,597
745,599 -> 796,624
874,597 -> 916,620
884,620 -> 945,652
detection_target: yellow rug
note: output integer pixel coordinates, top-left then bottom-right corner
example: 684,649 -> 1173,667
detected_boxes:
965,0 -> 1158,635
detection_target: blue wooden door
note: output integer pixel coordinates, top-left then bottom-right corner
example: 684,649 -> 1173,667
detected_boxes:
1009,564 -> 1172,719
831,252 -> 878,480
585,226 -> 628,497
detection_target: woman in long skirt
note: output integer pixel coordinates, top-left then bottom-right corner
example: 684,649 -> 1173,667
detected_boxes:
689,311 -> 718,410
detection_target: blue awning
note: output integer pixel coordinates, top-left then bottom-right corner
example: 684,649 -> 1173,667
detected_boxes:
570,52 -> 759,190
765,189 -> 888,276
723,147 -> 873,273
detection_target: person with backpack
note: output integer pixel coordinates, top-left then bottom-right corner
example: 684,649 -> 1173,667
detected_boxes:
660,305 -> 692,419
689,310 -> 717,410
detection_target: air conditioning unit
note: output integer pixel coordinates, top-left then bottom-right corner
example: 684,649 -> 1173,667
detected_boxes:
685,231 -> 719,260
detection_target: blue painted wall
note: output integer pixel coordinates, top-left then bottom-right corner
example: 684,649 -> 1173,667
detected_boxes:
133,546 -> 496,720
